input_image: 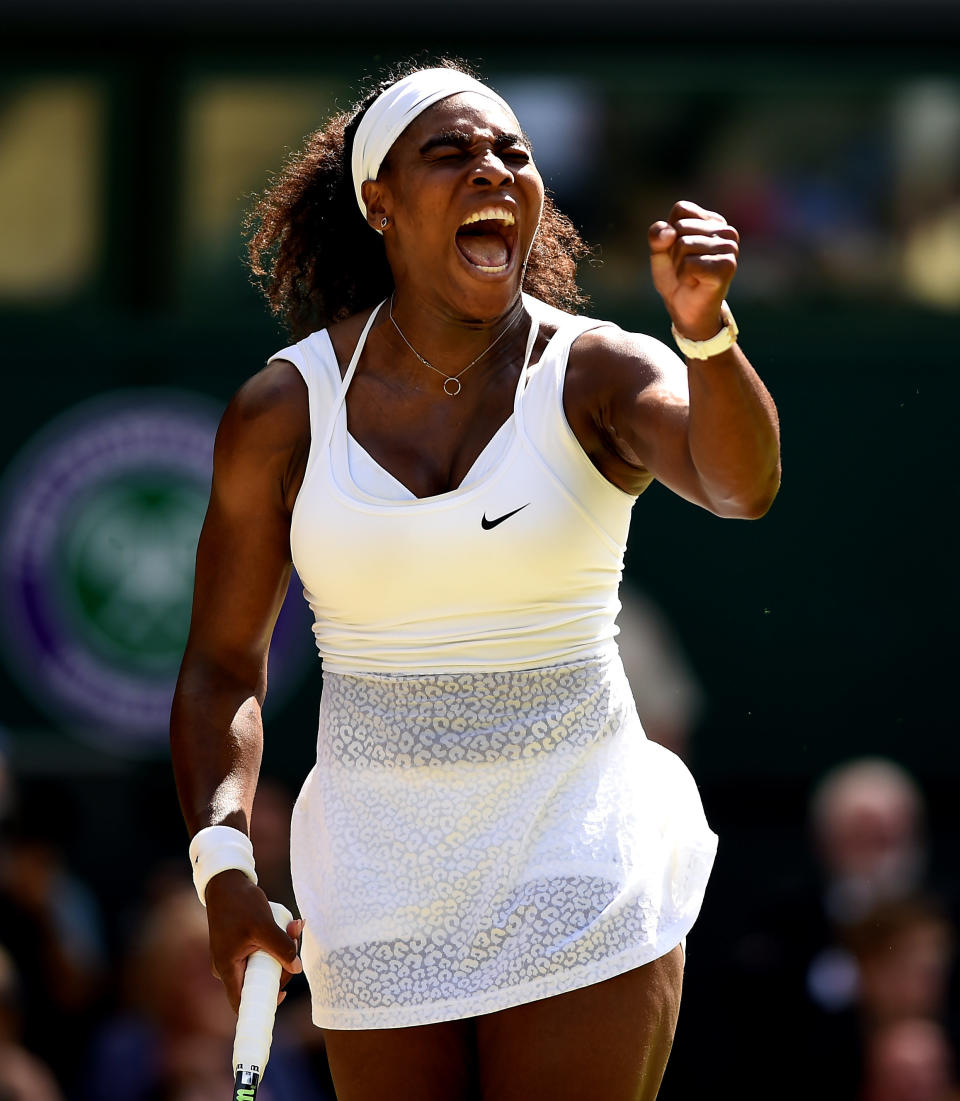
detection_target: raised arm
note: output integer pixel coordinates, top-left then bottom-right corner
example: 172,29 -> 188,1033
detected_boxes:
566,200 -> 781,517
170,359 -> 308,1010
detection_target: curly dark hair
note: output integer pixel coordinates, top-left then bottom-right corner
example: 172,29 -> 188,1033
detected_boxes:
244,57 -> 591,340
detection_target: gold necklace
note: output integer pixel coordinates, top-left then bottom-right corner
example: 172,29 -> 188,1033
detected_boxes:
388,294 -> 520,396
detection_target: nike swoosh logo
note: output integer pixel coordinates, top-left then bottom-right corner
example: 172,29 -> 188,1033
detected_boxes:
481,504 -> 530,530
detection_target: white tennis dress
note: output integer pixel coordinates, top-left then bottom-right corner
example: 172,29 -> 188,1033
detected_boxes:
270,295 -> 718,1030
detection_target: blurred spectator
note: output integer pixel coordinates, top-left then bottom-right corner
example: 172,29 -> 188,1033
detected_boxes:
797,758 -> 934,1023
721,758 -> 953,1099
85,882 -> 328,1101
0,942 -> 64,1101
862,1018 -> 960,1101
615,581 -> 704,760
845,897 -> 956,1032
893,80 -> 960,310
0,775 -> 106,1093
811,758 -> 927,927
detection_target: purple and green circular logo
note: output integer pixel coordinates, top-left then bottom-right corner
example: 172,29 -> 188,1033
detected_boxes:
0,390 -> 313,753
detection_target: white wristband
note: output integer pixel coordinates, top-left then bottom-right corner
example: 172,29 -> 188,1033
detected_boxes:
671,301 -> 739,360
189,825 -> 258,906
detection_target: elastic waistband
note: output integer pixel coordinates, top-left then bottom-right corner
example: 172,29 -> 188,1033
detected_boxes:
323,639 -> 620,681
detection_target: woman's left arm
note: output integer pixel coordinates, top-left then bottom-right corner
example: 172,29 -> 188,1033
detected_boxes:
568,200 -> 781,518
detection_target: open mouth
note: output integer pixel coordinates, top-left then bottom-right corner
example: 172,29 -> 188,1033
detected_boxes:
455,206 -> 517,274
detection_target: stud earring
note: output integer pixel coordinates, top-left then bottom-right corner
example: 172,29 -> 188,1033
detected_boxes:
380,216 -> 389,229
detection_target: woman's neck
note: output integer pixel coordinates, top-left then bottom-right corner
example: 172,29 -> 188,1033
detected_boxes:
384,289 -> 527,380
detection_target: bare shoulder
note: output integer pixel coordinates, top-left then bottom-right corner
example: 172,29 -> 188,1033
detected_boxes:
326,304 -> 384,375
213,360 -> 310,515
218,359 -> 308,459
566,322 -> 688,406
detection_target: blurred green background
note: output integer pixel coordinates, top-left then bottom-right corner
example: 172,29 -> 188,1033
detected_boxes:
0,2 -> 958,1090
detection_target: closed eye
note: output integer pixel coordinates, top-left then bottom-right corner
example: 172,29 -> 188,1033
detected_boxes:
419,130 -> 533,164
428,147 -> 531,168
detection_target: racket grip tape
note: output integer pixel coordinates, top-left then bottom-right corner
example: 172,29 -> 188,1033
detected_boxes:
232,901 -> 295,1090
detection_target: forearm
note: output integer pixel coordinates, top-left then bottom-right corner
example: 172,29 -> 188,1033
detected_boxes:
170,655 -> 302,1010
685,344 -> 781,518
170,656 -> 265,838
643,201 -> 780,517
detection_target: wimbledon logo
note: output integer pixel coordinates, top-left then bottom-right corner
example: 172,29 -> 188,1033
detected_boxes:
0,389 -> 311,752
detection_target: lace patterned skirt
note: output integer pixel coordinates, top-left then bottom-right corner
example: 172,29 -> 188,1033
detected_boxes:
290,649 -> 718,1029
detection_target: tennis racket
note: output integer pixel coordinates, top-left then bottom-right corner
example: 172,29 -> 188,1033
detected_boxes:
231,901 -> 295,1101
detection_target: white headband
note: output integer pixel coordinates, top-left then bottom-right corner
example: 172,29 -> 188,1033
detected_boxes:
351,68 -> 513,227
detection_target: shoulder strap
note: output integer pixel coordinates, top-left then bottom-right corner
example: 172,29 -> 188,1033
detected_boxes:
513,302 -> 544,406
321,302 -> 384,449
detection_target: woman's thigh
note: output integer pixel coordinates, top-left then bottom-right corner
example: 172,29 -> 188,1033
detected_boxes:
322,1017 -> 477,1101
475,945 -> 685,1101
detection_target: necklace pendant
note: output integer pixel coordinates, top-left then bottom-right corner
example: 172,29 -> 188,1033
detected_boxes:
389,292 -> 519,398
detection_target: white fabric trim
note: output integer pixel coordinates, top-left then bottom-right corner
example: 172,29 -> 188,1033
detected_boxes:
351,68 -> 512,224
189,824 -> 258,906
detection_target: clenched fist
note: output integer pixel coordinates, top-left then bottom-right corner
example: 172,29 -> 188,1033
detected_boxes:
649,200 -> 740,342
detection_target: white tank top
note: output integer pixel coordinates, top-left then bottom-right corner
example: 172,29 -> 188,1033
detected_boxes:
269,294 -> 637,675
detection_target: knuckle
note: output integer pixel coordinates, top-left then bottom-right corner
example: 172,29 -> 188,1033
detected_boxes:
677,218 -> 735,239
679,253 -> 736,275
673,234 -> 711,256
675,218 -> 710,234
704,252 -> 736,267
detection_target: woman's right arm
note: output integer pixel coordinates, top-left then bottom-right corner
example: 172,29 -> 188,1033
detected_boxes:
170,360 -> 308,1011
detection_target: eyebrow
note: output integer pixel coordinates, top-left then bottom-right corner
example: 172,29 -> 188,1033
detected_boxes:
419,129 -> 530,155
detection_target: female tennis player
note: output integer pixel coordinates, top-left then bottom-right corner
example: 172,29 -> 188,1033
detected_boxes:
171,59 -> 781,1101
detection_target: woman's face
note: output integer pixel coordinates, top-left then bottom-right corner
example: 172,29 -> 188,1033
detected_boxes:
367,92 -> 544,319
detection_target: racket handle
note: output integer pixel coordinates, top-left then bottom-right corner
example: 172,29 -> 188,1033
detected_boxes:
232,901 -> 294,1085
